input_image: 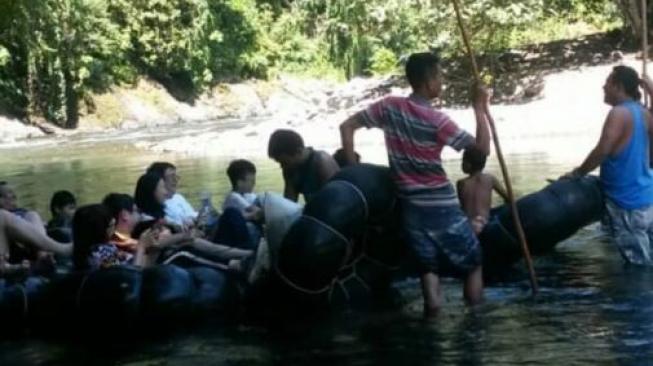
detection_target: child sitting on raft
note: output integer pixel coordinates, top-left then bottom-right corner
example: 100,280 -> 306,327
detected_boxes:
216,159 -> 262,250
46,190 -> 77,242
73,204 -> 253,271
456,147 -> 508,235
223,159 -> 260,218
102,193 -> 140,253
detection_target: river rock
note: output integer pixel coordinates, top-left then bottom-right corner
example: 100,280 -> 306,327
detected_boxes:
223,84 -> 267,119
119,94 -> 176,127
0,116 -> 45,143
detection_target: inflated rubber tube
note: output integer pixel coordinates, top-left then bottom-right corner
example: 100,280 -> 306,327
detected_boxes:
27,265 -> 237,334
31,267 -> 143,333
276,164 -> 403,307
185,266 -> 238,314
140,265 -> 193,324
0,277 -> 48,333
480,176 -> 604,273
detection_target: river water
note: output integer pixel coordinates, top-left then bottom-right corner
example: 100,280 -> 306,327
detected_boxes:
0,125 -> 652,365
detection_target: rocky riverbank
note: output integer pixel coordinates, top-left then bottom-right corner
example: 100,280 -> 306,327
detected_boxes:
0,32 -> 641,161
143,55 -> 648,166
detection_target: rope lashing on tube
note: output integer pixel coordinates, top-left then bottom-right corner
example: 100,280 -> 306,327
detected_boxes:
496,219 -> 519,246
275,180 -> 370,296
331,180 -> 370,221
75,273 -> 91,310
17,284 -> 28,319
162,251 -> 230,271
276,166 -> 402,298
276,269 -> 336,295
359,230 -> 402,271
275,214 -> 353,295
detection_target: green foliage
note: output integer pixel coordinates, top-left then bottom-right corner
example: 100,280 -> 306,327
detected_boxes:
0,0 -> 631,126
369,47 -> 399,76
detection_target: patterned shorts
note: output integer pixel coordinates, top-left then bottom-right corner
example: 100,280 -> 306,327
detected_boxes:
605,200 -> 653,266
402,200 -> 482,276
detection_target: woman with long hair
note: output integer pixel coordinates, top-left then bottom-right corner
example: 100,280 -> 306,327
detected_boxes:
134,173 -> 167,221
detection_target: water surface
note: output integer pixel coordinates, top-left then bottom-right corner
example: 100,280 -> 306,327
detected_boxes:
0,135 -> 651,366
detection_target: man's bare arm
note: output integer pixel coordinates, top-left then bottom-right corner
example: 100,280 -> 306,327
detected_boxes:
472,85 -> 492,155
567,108 -> 626,177
638,76 -> 653,167
339,112 -> 365,165
648,111 -> 653,168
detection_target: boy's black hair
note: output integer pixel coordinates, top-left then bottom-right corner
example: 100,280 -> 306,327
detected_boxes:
226,159 -> 256,190
405,52 -> 441,90
611,65 -> 641,101
267,129 -> 304,159
49,190 -> 76,217
146,162 -> 176,178
102,193 -> 135,221
463,146 -> 487,173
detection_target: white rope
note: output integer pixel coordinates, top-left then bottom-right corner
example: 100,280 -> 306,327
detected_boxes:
358,253 -> 402,271
163,251 -> 230,271
275,266 -> 334,295
276,178 -> 400,298
332,180 -> 370,221
496,219 -> 519,246
301,215 -> 354,269
75,273 -> 91,310
328,280 -> 349,304
16,284 -> 28,319
274,215 -> 353,295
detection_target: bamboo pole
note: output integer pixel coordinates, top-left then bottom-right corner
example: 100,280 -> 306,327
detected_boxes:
451,0 -> 538,295
643,0 -> 649,107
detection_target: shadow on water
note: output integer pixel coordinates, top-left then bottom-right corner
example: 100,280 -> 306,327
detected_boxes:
2,142 -> 653,365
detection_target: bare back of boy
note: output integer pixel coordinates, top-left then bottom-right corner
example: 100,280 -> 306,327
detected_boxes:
457,173 -> 507,234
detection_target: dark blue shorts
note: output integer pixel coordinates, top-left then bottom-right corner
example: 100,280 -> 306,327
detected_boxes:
402,201 -> 482,276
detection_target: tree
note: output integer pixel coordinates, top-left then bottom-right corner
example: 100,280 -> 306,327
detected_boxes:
615,0 -> 653,40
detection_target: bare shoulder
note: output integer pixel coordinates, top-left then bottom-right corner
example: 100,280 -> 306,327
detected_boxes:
608,105 -> 631,123
480,173 -> 496,184
316,150 -> 337,164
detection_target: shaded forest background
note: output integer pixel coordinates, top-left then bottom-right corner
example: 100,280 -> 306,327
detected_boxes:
0,0 -> 648,129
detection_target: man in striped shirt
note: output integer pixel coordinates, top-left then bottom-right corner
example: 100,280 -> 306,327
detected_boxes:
340,52 -> 491,317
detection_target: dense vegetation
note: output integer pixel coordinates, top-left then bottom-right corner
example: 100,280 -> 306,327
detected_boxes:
0,0 -> 638,128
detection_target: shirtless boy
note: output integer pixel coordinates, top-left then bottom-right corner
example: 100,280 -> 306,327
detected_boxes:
456,147 -> 508,235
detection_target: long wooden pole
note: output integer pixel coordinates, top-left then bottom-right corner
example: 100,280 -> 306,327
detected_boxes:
451,0 -> 538,295
643,0 -> 649,107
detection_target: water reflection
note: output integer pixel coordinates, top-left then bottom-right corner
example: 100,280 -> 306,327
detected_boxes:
1,141 -> 653,365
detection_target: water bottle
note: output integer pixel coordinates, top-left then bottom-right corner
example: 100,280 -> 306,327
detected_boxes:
197,191 -> 219,231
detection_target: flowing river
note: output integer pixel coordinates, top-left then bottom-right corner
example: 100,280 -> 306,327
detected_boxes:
0,121 -> 651,365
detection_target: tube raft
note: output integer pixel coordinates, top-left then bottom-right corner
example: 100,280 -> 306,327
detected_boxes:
10,265 -> 240,336
273,165 -> 605,307
273,164 -> 405,310
480,176 -> 604,273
